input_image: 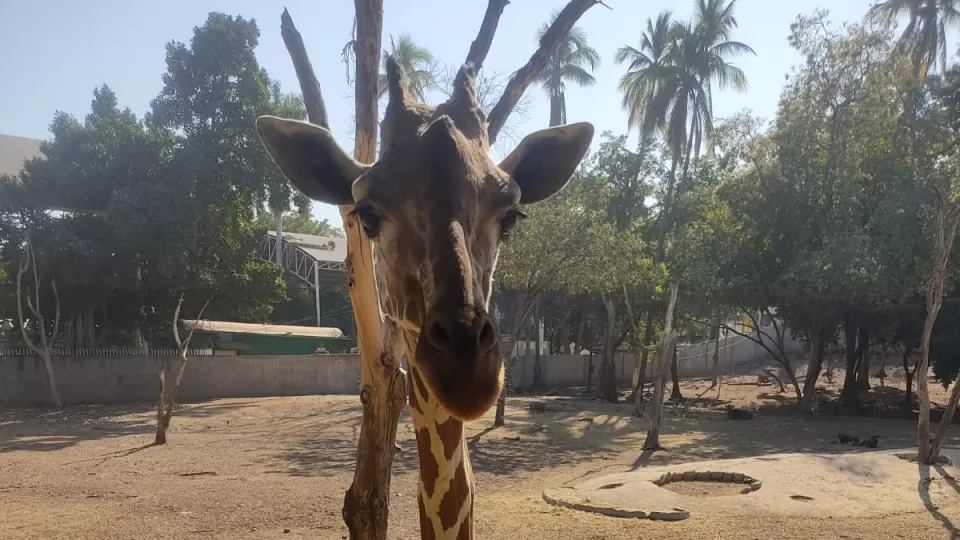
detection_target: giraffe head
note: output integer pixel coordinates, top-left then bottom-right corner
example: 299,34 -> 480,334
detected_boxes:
256,58 -> 593,421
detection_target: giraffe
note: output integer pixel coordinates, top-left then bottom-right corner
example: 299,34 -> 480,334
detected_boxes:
255,57 -> 593,539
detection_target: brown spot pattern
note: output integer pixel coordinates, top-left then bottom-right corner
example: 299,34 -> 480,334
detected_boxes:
419,496 -> 436,540
436,417 -> 463,461
439,462 -> 470,531
407,370 -> 423,414
456,506 -> 473,540
416,427 -> 439,497
412,368 -> 430,407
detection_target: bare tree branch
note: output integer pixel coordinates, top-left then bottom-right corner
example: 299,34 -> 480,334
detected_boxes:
487,0 -> 602,143
281,9 -> 330,128
465,0 -> 510,70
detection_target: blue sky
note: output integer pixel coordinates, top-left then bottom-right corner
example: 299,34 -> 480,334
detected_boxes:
1,0 -> 874,226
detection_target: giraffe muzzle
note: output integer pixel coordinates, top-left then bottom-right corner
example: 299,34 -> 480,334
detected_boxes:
415,308 -> 504,421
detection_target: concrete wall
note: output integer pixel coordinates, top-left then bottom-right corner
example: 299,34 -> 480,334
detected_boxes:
506,326 -> 807,390
0,354 -> 361,407
0,326 -> 807,407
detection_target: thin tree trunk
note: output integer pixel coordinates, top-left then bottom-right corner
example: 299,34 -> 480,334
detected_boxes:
840,318 -> 861,410
533,297 -> 543,388
669,344 -> 682,401
643,282 -> 679,450
856,328 -> 871,391
902,346 -> 916,410
929,379 -> 960,459
710,322 -> 721,387
548,89 -> 563,127
800,326 -> 826,413
597,294 -> 618,403
918,203 -> 960,464
494,291 -> 537,426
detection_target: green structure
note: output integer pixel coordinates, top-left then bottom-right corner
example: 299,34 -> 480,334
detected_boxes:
181,320 -> 352,355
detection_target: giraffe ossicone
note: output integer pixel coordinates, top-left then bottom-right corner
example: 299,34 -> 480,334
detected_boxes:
257,55 -> 593,538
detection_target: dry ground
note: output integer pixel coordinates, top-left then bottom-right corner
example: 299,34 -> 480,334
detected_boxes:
1,372 -> 959,540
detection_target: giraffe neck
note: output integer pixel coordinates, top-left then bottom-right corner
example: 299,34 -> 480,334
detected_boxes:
408,365 -> 474,540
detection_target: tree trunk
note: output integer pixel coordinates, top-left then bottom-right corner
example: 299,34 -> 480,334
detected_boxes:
710,324 -> 721,388
574,307 -> 588,354
533,298 -> 543,388
902,346 -> 916,410
558,313 -> 570,355
669,344 -> 682,401
155,362 -> 167,445
40,352 -> 62,409
597,295 -> 618,403
917,201 -> 960,465
643,282 -> 679,450
494,292 -> 537,426
548,89 -> 563,127
929,378 -> 960,459
634,310 -> 655,403
800,327 -> 827,413
840,318 -> 861,410
917,297 -> 940,463
856,328 -> 871,391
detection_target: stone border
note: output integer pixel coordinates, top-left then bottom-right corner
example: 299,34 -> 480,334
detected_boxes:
653,471 -> 763,495
542,488 -> 691,521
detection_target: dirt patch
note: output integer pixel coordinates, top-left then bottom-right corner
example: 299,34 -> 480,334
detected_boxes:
661,481 -> 748,497
0,376 -> 958,539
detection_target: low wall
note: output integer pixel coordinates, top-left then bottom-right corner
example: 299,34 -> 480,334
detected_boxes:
0,354 -> 361,407
0,327 -> 809,407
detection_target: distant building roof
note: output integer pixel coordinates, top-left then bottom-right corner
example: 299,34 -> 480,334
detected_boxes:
267,230 -> 347,264
0,133 -> 43,176
181,319 -> 345,339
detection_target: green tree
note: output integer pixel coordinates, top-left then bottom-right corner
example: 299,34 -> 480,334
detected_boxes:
616,1 -> 753,252
533,10 -> 600,127
255,211 -> 344,237
866,0 -> 960,78
377,34 -> 437,101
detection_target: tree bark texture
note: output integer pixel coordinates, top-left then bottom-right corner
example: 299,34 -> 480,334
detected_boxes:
669,344 -> 682,402
643,282 -> 679,450
840,318 -> 861,410
16,241 -> 62,408
279,7 -> 406,539
465,0 -> 509,70
918,200 -> 960,464
800,326 -> 826,413
597,295 -> 618,403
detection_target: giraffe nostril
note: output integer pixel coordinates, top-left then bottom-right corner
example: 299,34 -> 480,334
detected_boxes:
477,318 -> 496,352
427,320 -> 453,351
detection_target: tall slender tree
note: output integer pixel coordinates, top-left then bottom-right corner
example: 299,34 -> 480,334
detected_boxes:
376,34 -> 437,101
866,0 -> 960,78
533,10 -> 601,126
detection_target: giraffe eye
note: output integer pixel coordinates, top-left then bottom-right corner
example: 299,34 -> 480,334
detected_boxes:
352,207 -> 381,239
499,211 -> 525,240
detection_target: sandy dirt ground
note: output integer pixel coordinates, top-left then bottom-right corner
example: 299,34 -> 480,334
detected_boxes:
1,372 -> 959,540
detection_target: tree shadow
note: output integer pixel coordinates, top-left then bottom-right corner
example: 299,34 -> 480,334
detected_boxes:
0,398 -> 263,453
917,462 -> 959,538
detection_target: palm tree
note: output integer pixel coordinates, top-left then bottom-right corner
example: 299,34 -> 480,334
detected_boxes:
866,0 -> 960,78
377,34 -> 437,101
533,11 -> 601,127
615,0 -> 753,250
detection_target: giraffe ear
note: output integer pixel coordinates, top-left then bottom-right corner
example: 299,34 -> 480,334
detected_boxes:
498,122 -> 594,204
256,115 -> 368,206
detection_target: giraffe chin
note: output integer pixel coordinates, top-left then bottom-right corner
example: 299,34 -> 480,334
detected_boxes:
412,344 -> 505,422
